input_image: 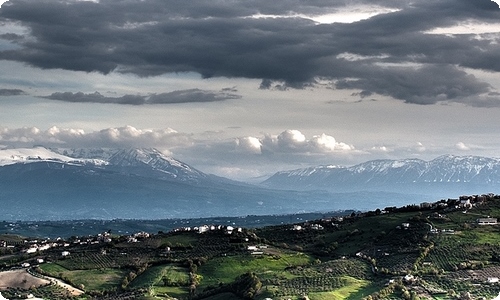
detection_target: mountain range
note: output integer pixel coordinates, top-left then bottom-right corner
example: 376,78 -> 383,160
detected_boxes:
0,147 -> 338,221
1,147 -> 499,221
263,155 -> 500,196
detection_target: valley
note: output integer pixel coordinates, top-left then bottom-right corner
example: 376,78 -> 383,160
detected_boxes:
1,193 -> 500,300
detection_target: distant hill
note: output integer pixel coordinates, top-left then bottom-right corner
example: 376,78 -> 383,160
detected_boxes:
262,155 -> 500,196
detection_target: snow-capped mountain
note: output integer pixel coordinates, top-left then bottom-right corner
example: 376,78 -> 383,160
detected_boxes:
263,155 -> 500,194
2,148 -> 499,221
0,147 -> 342,221
52,147 -> 208,182
0,147 -> 206,183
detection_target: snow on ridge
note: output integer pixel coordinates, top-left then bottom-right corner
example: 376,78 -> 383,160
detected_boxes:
0,147 -> 107,166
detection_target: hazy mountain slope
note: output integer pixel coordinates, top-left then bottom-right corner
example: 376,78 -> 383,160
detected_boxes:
0,147 -> 349,220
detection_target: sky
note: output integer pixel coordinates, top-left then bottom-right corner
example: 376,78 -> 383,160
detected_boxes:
0,0 -> 500,181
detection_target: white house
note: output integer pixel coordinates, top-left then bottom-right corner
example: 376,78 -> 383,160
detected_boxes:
197,225 -> 209,233
477,218 -> 498,225
247,245 -> 258,251
25,247 -> 38,254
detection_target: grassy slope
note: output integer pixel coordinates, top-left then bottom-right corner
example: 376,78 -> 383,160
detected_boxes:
198,253 -> 313,288
39,262 -> 126,292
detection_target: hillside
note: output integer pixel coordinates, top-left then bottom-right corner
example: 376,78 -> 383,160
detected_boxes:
1,193 -> 500,300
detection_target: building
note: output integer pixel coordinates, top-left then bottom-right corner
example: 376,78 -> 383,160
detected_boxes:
477,218 -> 498,225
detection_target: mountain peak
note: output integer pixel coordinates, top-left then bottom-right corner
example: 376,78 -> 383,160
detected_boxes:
108,148 -> 164,166
59,147 -> 208,182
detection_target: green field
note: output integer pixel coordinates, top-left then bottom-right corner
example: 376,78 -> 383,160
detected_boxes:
308,276 -> 373,300
39,263 -> 127,292
198,253 -> 313,288
129,263 -> 191,298
130,264 -> 189,288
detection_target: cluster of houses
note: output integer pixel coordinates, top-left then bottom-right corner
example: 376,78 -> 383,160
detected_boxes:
127,231 -> 150,243
421,193 -> 497,211
246,244 -> 268,255
386,194 -> 499,225
292,223 -> 324,231
172,224 -> 244,235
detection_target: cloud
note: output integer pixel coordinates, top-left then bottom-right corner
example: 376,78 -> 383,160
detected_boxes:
335,64 -> 492,105
43,91 -> 146,105
456,142 -> 471,151
0,88 -> 26,96
255,129 -> 354,154
0,126 -> 353,156
455,141 -> 487,151
0,125 -> 193,149
414,142 -> 426,153
0,0 -> 499,106
371,145 -> 391,153
235,137 -> 262,154
41,89 -> 240,105
148,89 -> 241,104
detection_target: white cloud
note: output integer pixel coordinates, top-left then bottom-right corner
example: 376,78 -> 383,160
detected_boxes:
311,133 -> 337,151
426,21 -> 500,35
415,142 -> 426,153
257,130 -> 354,154
455,142 -> 471,151
276,129 -> 307,151
235,136 -> 262,154
454,141 -> 487,151
0,126 -> 354,156
249,6 -> 401,25
0,125 -> 192,149
371,145 -> 391,153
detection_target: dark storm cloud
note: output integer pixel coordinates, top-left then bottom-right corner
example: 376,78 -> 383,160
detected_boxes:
1,0 -> 499,105
148,89 -> 241,104
42,89 -> 241,105
0,88 -> 26,96
43,91 -> 147,105
0,33 -> 23,41
336,65 -> 492,104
